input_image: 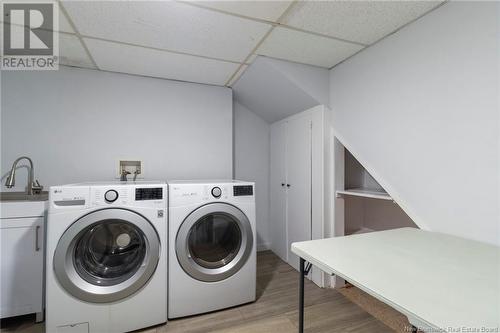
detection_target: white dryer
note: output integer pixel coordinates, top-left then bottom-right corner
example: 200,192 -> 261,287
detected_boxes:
46,182 -> 167,333
168,180 -> 256,318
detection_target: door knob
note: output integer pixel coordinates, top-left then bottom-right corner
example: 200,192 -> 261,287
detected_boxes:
286,184 -> 291,188
281,183 -> 285,187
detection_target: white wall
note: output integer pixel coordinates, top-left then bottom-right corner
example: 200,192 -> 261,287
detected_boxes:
233,102 -> 270,250
1,66 -> 233,188
330,2 -> 499,245
233,56 -> 329,123
263,57 -> 329,108
233,57 -> 317,123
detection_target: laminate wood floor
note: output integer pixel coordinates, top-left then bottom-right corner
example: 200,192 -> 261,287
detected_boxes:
1,251 -> 398,333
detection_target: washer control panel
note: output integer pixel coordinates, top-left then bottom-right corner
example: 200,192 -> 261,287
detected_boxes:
50,183 -> 167,212
91,185 -> 165,208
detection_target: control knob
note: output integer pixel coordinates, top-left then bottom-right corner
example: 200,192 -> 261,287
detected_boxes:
104,190 -> 119,203
211,187 -> 222,198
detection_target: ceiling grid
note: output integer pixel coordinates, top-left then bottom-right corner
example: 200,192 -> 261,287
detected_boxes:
45,1 -> 446,86
57,0 -> 99,70
224,0 -> 299,86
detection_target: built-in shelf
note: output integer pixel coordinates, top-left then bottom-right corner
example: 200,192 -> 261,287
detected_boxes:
336,188 -> 393,201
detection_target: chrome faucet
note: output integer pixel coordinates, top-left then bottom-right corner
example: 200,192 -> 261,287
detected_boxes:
5,156 -> 43,195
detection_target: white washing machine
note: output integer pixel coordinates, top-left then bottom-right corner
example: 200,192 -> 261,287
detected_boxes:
168,180 -> 256,318
46,181 -> 167,333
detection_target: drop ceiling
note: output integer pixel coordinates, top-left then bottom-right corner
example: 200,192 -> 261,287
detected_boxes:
53,1 -> 444,86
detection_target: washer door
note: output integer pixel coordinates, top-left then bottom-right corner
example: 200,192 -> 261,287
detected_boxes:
54,208 -> 160,303
176,203 -> 253,282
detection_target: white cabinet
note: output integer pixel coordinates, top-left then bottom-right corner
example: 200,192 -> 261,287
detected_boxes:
270,105 -> 329,286
1,202 -> 45,322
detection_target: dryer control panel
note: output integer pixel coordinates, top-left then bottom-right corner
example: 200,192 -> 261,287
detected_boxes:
169,181 -> 255,207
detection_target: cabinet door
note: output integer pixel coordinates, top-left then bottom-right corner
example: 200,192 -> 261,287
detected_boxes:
1,217 -> 44,318
270,121 -> 288,261
286,115 -> 312,271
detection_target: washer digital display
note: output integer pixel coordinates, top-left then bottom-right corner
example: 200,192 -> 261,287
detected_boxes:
135,188 -> 163,201
233,185 -> 253,197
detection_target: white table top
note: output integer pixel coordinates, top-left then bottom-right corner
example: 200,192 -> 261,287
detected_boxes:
291,228 -> 500,332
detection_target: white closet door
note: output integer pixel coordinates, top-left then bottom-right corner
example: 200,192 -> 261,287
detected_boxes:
286,115 -> 312,271
270,121 -> 288,261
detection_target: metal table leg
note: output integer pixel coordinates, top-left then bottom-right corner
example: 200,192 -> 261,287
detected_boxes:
299,257 -> 305,333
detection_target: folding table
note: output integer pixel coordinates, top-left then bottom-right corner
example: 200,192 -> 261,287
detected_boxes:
291,228 -> 500,332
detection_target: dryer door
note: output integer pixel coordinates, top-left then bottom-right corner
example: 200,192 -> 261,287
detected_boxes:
176,203 -> 253,282
53,208 -> 160,303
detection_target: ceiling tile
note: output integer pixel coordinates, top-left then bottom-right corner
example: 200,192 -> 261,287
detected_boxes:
227,65 -> 248,87
191,1 -> 292,22
62,1 -> 270,62
84,38 -> 239,86
58,4 -> 75,33
256,27 -> 363,68
283,1 -> 443,44
59,34 -> 95,69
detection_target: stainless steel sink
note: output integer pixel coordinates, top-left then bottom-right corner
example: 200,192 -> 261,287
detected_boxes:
0,191 -> 48,202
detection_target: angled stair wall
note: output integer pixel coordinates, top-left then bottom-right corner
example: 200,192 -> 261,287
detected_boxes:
232,56 -> 329,123
329,2 -> 499,245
